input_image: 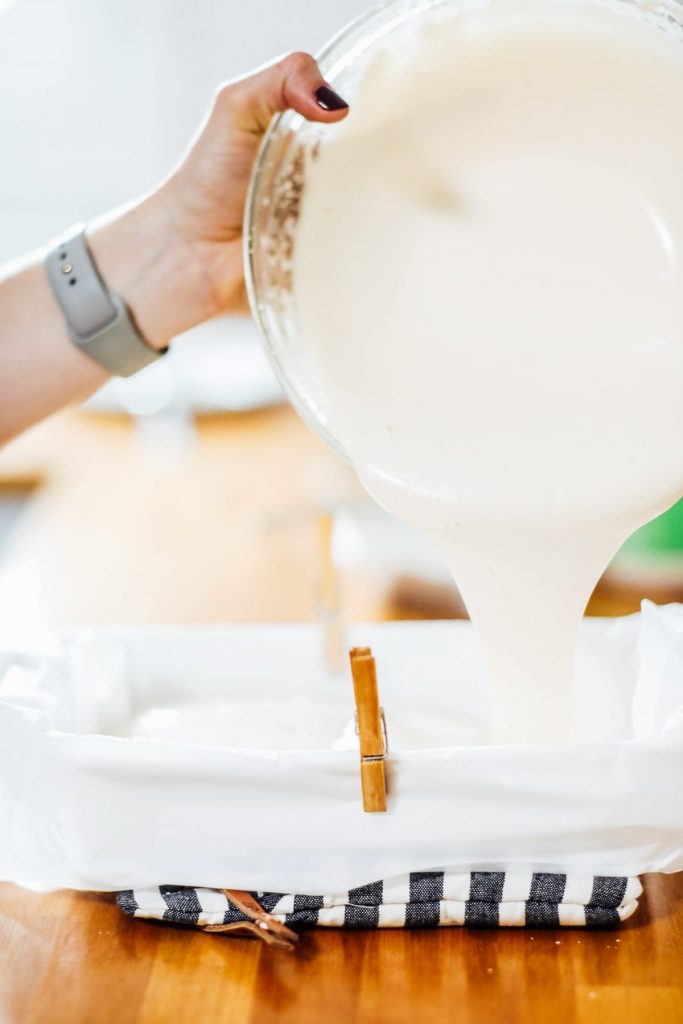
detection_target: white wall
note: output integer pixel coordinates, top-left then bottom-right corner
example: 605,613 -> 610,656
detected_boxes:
0,0 -> 368,259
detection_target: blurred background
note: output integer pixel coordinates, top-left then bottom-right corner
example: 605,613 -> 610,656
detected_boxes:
1,0 -> 683,642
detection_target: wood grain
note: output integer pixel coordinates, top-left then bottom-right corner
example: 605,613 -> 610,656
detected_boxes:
0,875 -> 680,1024
0,406 -> 681,1023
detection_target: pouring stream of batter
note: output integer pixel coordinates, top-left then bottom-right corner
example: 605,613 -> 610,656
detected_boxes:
293,0 -> 683,742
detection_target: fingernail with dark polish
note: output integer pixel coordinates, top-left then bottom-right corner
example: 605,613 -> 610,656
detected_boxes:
315,84 -> 349,111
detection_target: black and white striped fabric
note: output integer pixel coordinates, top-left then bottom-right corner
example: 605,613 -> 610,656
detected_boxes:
117,871 -> 641,930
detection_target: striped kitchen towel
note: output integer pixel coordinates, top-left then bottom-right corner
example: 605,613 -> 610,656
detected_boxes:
117,870 -> 642,931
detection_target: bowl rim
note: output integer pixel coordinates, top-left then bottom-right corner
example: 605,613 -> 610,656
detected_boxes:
243,0 -> 449,462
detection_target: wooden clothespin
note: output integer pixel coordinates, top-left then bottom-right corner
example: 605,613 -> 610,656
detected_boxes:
349,647 -> 388,813
202,890 -> 299,950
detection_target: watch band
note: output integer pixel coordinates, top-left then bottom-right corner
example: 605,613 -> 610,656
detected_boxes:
45,224 -> 167,377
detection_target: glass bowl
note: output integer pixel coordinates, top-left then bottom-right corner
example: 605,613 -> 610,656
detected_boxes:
243,0 -> 683,463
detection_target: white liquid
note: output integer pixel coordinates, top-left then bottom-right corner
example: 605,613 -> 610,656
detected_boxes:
123,697 -> 479,749
124,696 -> 348,749
292,0 -> 683,743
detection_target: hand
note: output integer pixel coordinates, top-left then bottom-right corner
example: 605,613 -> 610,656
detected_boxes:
0,52 -> 349,443
89,53 -> 349,350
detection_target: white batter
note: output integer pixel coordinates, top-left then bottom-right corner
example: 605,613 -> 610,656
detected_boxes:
292,0 -> 683,743
125,696 -> 348,749
124,696 -> 483,749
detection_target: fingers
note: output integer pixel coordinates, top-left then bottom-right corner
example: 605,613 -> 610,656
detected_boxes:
215,52 -> 350,134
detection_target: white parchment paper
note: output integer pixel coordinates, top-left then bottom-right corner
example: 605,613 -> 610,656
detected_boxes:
0,602 -> 680,893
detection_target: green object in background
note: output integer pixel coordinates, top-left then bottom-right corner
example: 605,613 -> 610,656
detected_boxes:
612,497 -> 683,589
621,497 -> 683,556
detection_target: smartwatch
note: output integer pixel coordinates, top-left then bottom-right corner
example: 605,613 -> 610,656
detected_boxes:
44,224 -> 167,377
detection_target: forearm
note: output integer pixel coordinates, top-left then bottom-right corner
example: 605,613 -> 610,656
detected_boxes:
0,249 -> 107,444
0,53 -> 347,446
0,192 -> 219,446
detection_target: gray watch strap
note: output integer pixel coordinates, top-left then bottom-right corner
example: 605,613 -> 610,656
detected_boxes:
45,224 -> 167,377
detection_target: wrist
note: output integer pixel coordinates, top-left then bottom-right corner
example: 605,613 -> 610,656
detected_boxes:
87,191 -> 219,351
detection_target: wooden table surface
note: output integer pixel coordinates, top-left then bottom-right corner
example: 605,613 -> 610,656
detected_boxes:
0,406 -> 681,1023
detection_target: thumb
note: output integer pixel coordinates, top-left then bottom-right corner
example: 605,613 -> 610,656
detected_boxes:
215,52 -> 350,134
